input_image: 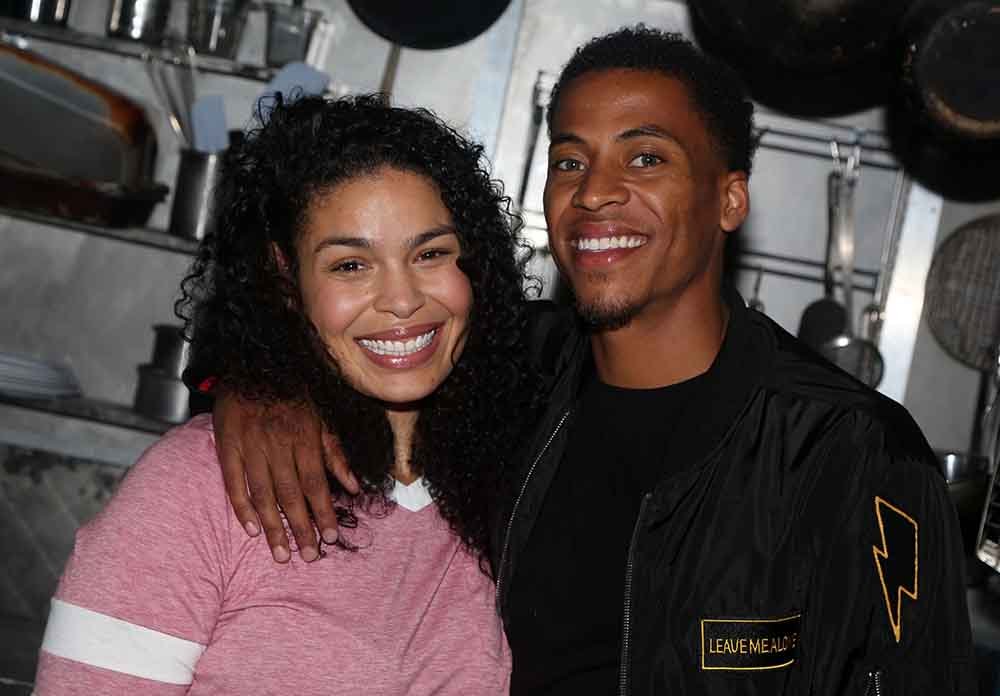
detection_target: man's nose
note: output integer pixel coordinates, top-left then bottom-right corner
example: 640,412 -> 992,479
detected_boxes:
373,268 -> 426,318
571,161 -> 628,210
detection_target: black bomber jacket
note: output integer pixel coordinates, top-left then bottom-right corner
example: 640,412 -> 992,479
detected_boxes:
491,288 -> 976,696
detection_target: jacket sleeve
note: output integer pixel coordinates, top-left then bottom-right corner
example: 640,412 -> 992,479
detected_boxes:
815,411 -> 977,696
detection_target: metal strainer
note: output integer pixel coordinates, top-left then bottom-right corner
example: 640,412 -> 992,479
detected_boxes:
924,214 -> 1000,373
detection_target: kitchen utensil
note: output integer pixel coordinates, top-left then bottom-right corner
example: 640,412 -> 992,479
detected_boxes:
258,61 -> 329,120
819,143 -> 885,388
748,267 -> 765,313
0,352 -> 81,400
264,2 -> 322,68
134,365 -> 190,423
191,94 -> 228,153
2,0 -> 71,26
143,51 -> 189,145
150,324 -> 191,379
857,171 -> 908,346
187,0 -> 248,59
106,0 -> 172,44
0,43 -> 165,226
346,0 -> 511,50
168,148 -> 221,240
900,0 -> 1000,141
797,169 -> 848,350
688,0 -> 911,115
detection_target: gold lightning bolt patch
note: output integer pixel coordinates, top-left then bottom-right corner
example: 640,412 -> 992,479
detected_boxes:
872,496 -> 918,643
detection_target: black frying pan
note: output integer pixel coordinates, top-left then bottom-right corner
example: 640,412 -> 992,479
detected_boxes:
346,0 -> 512,50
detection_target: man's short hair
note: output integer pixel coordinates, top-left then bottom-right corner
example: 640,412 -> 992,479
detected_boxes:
547,24 -> 757,175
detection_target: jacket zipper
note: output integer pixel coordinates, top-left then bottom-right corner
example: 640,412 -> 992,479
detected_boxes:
619,492 -> 652,696
495,409 -> 572,610
864,668 -> 884,696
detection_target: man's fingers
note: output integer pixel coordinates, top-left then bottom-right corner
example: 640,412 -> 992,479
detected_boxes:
273,459 -> 319,562
217,435 -> 261,537
244,450 -> 292,563
323,431 -> 359,494
294,443 -> 339,545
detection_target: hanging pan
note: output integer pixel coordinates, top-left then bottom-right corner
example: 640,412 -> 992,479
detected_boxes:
346,0 -> 512,50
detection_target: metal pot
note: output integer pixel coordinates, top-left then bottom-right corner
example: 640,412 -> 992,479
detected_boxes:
346,0 -> 511,50
688,0 -> 914,115
2,0 -> 71,26
134,365 -> 190,424
107,0 -> 171,45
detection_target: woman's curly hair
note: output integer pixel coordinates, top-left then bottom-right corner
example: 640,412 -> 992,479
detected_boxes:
177,94 -> 539,567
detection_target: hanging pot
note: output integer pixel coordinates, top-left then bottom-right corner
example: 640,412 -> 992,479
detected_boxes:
887,0 -> 1000,200
688,0 -> 915,115
346,0 -> 511,50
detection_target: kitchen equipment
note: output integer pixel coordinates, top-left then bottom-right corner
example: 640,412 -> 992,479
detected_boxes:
688,0 -> 914,115
257,61 -> 329,121
0,352 -> 81,400
1,0 -> 71,26
0,43 -> 166,226
187,0 -> 248,59
887,1 -> 1000,201
797,170 -> 848,351
345,0 -> 511,50
264,2 -> 322,68
169,147 -> 221,240
938,449 -> 991,585
191,94 -> 228,153
818,144 -> 885,388
134,364 -> 190,423
106,0 -> 172,44
748,267 -> 765,313
899,0 -> 1000,141
150,324 -> 191,379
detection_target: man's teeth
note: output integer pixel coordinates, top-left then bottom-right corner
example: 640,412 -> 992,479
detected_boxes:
572,236 -> 645,251
359,330 -> 436,356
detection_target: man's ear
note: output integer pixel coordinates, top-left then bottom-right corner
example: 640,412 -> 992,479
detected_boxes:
719,172 -> 750,233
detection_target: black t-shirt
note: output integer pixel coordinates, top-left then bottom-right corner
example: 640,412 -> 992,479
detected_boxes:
507,367 -> 707,695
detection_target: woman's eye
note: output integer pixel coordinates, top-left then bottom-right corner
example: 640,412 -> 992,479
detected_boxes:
552,158 -> 584,172
417,248 -> 453,262
629,152 -> 663,167
330,259 -> 365,273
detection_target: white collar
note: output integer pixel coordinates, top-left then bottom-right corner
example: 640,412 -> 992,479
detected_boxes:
389,477 -> 434,512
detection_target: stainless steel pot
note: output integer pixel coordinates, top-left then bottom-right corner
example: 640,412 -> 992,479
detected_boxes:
107,0 -> 171,45
2,0 -> 71,26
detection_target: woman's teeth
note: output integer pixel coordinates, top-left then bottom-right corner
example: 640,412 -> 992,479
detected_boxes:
572,236 -> 645,251
359,329 -> 436,356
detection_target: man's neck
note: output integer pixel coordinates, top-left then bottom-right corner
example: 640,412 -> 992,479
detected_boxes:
589,291 -> 729,389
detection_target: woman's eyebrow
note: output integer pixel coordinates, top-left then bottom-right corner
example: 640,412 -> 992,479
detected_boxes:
405,225 -> 457,250
313,235 -> 371,254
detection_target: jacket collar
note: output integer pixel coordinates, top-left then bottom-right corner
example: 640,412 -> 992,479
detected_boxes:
539,284 -> 769,482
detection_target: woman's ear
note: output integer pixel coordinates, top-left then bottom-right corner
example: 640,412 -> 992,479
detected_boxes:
271,242 -> 291,275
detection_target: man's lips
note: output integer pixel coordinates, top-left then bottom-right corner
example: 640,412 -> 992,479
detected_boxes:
566,221 -> 648,252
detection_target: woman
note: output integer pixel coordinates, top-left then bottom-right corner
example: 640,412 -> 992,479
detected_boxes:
34,94 -> 537,694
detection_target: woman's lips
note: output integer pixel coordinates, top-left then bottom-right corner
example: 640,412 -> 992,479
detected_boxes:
355,324 -> 442,369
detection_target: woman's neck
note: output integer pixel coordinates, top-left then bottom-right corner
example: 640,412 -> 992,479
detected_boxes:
386,408 -> 419,484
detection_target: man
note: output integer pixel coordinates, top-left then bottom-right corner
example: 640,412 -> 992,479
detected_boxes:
207,26 -> 974,695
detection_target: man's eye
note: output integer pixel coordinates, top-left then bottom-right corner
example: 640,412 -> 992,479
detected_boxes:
552,158 -> 584,172
629,153 -> 663,167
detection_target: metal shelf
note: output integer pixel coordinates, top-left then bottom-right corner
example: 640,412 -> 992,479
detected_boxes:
0,393 -> 172,435
0,206 -> 199,256
0,16 -> 276,82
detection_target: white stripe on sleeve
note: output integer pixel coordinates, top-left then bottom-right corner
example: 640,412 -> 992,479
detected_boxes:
41,598 -> 206,685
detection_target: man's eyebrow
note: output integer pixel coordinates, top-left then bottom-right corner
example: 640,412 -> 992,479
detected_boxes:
549,132 -> 585,148
618,124 -> 681,144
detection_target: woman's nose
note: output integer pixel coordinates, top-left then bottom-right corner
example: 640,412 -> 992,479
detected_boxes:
373,269 -> 426,318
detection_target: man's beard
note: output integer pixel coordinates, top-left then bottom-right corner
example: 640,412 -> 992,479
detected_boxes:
575,296 -> 641,332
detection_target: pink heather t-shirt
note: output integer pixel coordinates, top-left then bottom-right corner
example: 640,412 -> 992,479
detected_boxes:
35,415 -> 510,695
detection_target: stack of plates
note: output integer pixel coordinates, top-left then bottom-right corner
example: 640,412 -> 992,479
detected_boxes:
0,352 -> 81,400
